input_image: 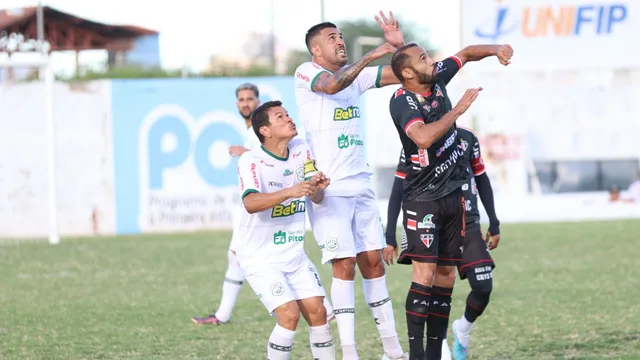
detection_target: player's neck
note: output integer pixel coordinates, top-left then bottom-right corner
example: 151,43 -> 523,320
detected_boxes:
261,140 -> 290,161
244,119 -> 251,129
403,82 -> 433,96
312,57 -> 340,73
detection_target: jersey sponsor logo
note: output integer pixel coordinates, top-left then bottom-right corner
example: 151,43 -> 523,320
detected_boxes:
418,214 -> 436,229
250,163 -> 260,188
418,149 -> 429,167
296,72 -> 310,83
268,181 -> 283,188
333,106 -> 361,121
436,130 -> 457,157
273,230 -> 305,245
283,169 -> 294,176
415,94 -> 426,103
434,138 -> 468,177
406,95 -> 418,110
434,84 -> 444,97
421,234 -> 434,248
271,200 -> 306,218
337,134 -> 364,149
465,199 -> 472,211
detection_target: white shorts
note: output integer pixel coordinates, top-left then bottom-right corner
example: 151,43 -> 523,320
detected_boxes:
228,205 -> 243,252
244,259 -> 325,314
307,184 -> 386,264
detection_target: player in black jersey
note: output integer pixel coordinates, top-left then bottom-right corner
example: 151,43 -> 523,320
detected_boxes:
385,127 -> 502,360
387,42 -> 513,360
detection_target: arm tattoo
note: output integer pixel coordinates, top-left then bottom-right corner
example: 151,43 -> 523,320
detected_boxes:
317,56 -> 372,93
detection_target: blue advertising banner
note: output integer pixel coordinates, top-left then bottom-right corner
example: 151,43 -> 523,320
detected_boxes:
111,77 -> 297,234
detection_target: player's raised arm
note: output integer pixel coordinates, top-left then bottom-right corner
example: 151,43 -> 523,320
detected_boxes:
237,154 -> 314,213
455,44 -> 514,67
373,10 -> 405,87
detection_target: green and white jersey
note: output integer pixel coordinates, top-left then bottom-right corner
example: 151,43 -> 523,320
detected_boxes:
235,137 -> 317,273
294,62 -> 383,196
244,126 -> 260,150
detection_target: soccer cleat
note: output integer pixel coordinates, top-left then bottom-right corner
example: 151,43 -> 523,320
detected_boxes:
191,313 -> 226,325
441,336 -> 452,360
381,352 -> 409,360
452,320 -> 468,360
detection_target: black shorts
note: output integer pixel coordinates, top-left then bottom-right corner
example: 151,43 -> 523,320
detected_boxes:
458,226 -> 495,280
398,188 -> 465,266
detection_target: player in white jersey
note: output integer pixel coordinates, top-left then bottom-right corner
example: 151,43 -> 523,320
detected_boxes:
193,84 -> 334,325
293,12 -> 408,360
237,100 -> 336,360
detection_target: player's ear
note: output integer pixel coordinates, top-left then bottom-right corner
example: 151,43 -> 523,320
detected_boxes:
311,42 -> 322,57
402,67 -> 414,80
259,125 -> 271,140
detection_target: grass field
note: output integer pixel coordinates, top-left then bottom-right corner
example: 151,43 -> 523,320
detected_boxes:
1,220 -> 640,360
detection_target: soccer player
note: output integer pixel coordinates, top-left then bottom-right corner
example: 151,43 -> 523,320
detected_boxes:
387,42 -> 513,360
236,100 -> 335,360
192,83 -> 334,325
385,126 -> 501,360
294,11 -> 408,360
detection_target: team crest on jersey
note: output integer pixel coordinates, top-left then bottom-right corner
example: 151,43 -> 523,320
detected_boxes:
431,100 -> 438,108
415,94 -> 426,103
434,84 -> 443,97
458,138 -> 469,151
421,234 -> 434,248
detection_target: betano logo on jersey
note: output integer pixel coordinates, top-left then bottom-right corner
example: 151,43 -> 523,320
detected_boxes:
337,134 -> 365,149
333,106 -> 361,121
475,0 -> 628,42
271,200 -> 306,218
273,230 -> 305,245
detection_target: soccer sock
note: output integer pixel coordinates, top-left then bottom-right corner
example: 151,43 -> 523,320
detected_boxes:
425,286 -> 452,360
464,276 -> 492,323
215,250 -> 244,323
309,323 -> 336,360
267,324 -> 296,360
405,282 -> 431,360
323,297 -> 334,317
363,275 -> 404,358
331,278 -> 358,359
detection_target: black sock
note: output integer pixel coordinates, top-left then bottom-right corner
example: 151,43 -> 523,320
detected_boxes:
426,286 -> 452,360
464,274 -> 493,322
405,282 -> 431,360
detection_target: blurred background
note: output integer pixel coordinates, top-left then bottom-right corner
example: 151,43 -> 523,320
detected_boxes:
1,0 -> 639,239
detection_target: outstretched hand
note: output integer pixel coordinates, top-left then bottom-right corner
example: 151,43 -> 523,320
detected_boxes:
375,11 -> 404,48
310,172 -> 330,190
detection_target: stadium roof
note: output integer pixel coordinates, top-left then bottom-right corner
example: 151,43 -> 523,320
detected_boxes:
0,6 -> 158,52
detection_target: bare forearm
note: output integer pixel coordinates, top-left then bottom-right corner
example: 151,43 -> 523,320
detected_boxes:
416,109 -> 462,148
316,55 -> 374,94
310,188 -> 325,204
243,190 -> 291,214
458,45 -> 500,63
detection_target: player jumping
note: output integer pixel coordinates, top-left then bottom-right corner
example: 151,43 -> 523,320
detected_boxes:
387,42 -> 513,360
294,11 -> 408,360
236,100 -> 336,360
385,126 -> 501,360
192,84 -> 334,325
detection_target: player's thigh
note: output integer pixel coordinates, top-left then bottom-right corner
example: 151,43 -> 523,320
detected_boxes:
308,196 -> 357,264
286,261 -> 326,302
245,269 -> 295,315
353,187 -> 386,254
458,226 -> 495,280
397,199 -> 442,265
438,189 -> 465,267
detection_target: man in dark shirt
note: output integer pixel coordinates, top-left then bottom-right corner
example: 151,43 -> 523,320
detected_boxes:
385,127 -> 502,360
387,42 -> 513,360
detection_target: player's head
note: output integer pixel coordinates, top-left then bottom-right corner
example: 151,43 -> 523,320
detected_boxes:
251,100 -> 298,144
235,83 -> 260,120
305,22 -> 347,67
391,43 -> 437,85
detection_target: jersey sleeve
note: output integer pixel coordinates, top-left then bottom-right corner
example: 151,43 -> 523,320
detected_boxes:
469,132 -> 486,176
355,66 -> 383,94
434,56 -> 463,86
295,62 -> 330,92
389,90 -> 424,135
237,152 -> 262,200
395,149 -> 407,179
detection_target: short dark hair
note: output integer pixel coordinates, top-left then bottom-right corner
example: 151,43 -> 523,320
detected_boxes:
251,100 -> 282,143
391,43 -> 420,82
235,83 -> 259,98
305,22 -> 338,53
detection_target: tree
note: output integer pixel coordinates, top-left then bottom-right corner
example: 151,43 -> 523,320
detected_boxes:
284,17 -> 436,75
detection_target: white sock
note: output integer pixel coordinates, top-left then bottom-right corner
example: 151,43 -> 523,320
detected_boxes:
455,316 -> 473,347
309,323 -> 336,359
215,250 -> 244,322
362,275 -> 404,358
267,324 -> 296,360
331,278 -> 358,359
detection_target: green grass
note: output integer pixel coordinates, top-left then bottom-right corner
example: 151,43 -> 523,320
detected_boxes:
1,220 -> 639,359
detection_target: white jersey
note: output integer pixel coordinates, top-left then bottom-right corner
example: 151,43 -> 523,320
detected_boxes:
244,126 -> 260,150
235,138 -> 317,273
294,62 -> 382,196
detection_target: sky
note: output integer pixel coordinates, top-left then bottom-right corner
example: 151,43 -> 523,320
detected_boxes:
1,0 -> 461,74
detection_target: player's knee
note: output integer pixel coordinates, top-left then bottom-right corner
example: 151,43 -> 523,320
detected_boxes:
412,262 -> 436,286
468,268 -> 493,296
304,299 -> 328,327
434,265 -> 456,288
275,302 -> 301,330
357,250 -> 385,279
331,257 -> 356,280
